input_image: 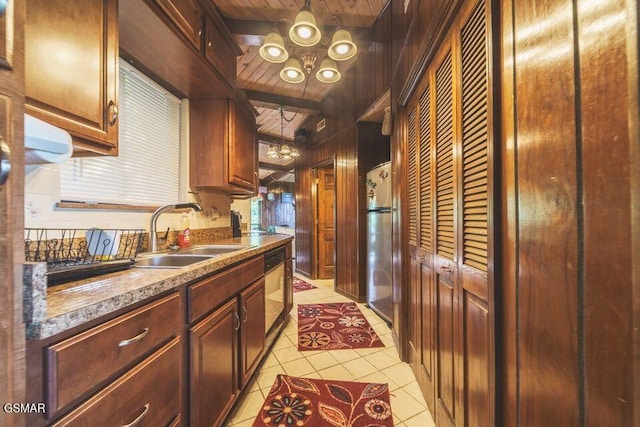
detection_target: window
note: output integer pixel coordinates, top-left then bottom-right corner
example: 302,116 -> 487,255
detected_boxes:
60,59 -> 181,206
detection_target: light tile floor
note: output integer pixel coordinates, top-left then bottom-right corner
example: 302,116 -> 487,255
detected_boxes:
224,275 -> 436,427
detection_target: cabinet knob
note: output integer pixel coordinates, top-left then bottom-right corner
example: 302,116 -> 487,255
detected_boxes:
108,100 -> 118,126
0,137 -> 10,186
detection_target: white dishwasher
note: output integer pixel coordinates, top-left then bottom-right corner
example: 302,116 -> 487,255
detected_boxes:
264,247 -> 285,334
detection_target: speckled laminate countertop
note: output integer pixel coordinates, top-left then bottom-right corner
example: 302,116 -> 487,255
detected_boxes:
24,235 -> 293,340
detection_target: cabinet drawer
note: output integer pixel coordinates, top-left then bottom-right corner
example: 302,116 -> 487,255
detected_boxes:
46,293 -> 181,414
189,256 -> 263,323
52,337 -> 182,427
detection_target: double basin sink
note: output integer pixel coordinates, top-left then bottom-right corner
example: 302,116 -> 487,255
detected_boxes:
135,244 -> 255,269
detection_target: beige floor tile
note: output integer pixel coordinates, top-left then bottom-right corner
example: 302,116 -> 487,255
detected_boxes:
305,351 -> 340,371
317,364 -> 357,381
329,349 -> 361,363
403,410 -> 436,427
256,365 -> 285,390
273,346 -> 305,364
357,371 -> 400,391
390,387 -> 426,421
365,350 -> 402,370
401,382 -> 428,408
354,346 -> 386,357
342,357 -> 378,379
381,363 -> 418,387
272,334 -> 295,350
232,418 -> 257,427
230,390 -> 264,423
261,352 -> 279,369
281,357 -> 315,376
383,346 -> 401,360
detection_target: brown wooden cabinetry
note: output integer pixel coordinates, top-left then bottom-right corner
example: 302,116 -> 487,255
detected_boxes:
25,0 -> 119,155
189,297 -> 239,427
190,97 -> 257,195
239,279 -> 265,388
52,338 -> 182,427
203,15 -> 236,85
404,0 -> 493,425
156,0 -> 202,50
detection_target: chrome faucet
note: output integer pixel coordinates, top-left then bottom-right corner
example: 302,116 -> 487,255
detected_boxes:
149,203 -> 203,252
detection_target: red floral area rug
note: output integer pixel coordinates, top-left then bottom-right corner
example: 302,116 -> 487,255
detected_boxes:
293,277 -> 318,293
297,303 -> 385,351
252,374 -> 394,427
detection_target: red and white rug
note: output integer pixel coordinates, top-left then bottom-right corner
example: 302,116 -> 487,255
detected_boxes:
297,302 -> 385,351
293,277 -> 318,293
253,375 -> 394,427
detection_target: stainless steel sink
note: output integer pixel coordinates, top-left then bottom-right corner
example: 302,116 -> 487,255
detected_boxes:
134,255 -> 212,268
176,245 -> 255,256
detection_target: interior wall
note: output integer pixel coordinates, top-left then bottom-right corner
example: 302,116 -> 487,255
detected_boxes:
499,0 -> 638,424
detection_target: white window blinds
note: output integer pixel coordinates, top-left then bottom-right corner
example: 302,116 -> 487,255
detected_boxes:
60,59 -> 181,206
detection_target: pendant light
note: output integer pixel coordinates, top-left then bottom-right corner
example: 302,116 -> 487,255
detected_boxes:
289,1 -> 321,47
259,32 -> 289,63
328,29 -> 357,61
315,57 -> 341,83
280,57 -> 305,83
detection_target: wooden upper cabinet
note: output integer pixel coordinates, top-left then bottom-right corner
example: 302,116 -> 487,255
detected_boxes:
156,0 -> 202,50
203,15 -> 236,87
190,97 -> 257,195
25,0 -> 119,155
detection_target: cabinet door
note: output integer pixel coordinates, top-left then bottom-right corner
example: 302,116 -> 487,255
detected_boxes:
285,258 -> 294,315
227,101 -> 256,191
156,0 -> 202,50
239,279 -> 265,387
203,15 -> 236,86
25,0 -> 118,155
190,298 -> 239,427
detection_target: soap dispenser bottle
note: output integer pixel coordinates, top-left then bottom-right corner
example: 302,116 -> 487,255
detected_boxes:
180,212 -> 191,248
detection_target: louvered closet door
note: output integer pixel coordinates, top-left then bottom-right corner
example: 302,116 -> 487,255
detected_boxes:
458,0 -> 492,425
418,83 -> 436,414
433,41 -> 458,427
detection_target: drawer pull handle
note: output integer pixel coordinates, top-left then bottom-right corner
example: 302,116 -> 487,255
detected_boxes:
118,328 -> 149,347
123,403 -> 149,427
234,312 -> 240,331
108,100 -> 118,126
242,306 -> 248,323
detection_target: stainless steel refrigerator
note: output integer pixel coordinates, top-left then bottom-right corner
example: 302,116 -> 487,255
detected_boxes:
366,162 -> 393,325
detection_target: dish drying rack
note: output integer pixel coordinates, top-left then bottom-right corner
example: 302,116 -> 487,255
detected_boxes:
24,228 -> 145,286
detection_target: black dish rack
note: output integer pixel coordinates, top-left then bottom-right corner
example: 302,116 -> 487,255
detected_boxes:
24,228 -> 146,286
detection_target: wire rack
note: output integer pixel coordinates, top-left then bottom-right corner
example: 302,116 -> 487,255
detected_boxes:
24,228 -> 145,286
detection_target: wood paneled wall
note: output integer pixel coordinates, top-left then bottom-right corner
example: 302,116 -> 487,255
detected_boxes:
294,5 -> 392,300
261,182 -> 295,229
499,0 -> 639,424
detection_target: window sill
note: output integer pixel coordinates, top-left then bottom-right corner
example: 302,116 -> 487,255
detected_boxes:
56,202 -> 159,212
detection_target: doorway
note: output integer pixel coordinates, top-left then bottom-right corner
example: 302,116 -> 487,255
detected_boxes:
312,162 -> 335,280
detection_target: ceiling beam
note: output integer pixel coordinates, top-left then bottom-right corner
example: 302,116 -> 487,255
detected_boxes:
261,170 -> 293,187
258,132 -> 294,144
245,90 -> 321,116
225,19 -> 373,46
259,161 -> 293,172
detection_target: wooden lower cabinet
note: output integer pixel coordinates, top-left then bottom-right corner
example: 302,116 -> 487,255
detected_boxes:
239,279 -> 265,388
189,298 -> 239,427
52,337 -> 182,427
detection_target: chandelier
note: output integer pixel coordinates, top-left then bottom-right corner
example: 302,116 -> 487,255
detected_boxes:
266,106 -> 301,160
258,0 -> 357,84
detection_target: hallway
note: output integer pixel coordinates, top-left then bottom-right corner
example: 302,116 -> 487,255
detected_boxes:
224,276 -> 435,426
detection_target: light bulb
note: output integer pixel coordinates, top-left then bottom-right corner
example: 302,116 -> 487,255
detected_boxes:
336,43 -> 350,55
322,70 -> 335,78
267,46 -> 282,57
286,69 -> 299,78
296,25 -> 312,39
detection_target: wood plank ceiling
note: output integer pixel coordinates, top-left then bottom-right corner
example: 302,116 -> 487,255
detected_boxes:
213,0 -> 387,183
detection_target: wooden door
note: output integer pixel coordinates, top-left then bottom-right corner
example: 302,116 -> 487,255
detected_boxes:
239,279 -> 265,388
316,166 -> 335,279
189,298 -> 238,427
0,2 -> 24,426
25,0 -> 119,155
433,40 -> 459,427
227,100 -> 256,191
457,1 -> 493,425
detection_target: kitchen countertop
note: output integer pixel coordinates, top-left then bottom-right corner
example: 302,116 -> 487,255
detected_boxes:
24,235 -> 293,340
